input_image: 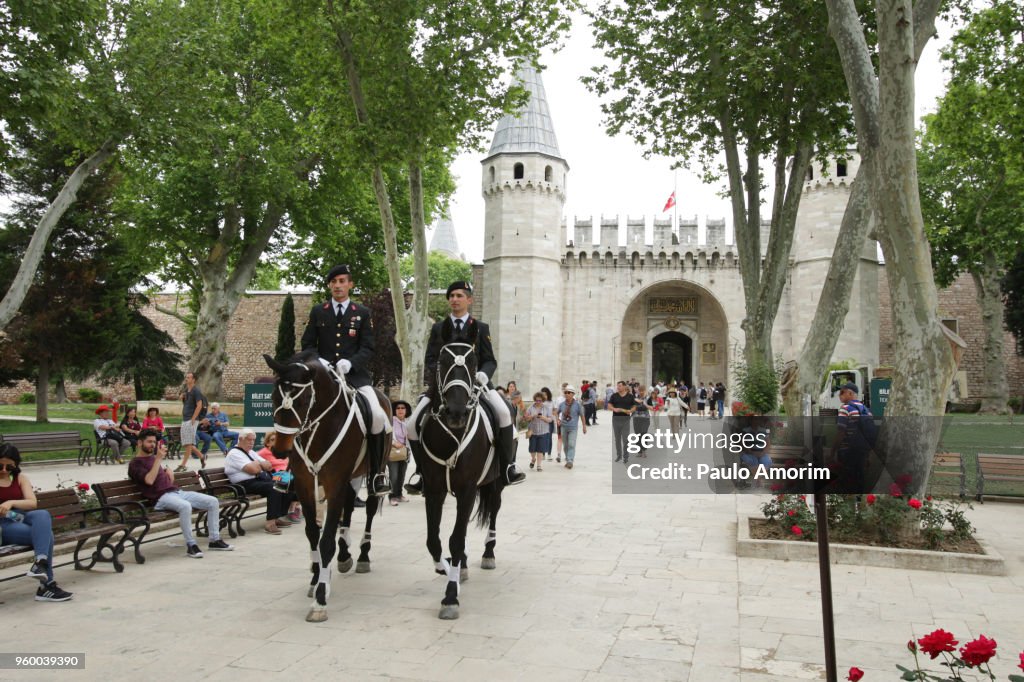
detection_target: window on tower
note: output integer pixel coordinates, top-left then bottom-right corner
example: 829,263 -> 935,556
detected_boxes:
806,166 -> 814,181
489,166 -> 495,183
544,165 -> 553,182
513,162 -> 524,179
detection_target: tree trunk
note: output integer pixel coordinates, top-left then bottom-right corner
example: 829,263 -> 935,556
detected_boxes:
190,278 -> 234,401
54,374 -> 68,404
972,252 -> 1009,415
781,175 -> 874,418
35,357 -> 50,423
0,138 -> 118,331
134,374 -> 144,402
326,11 -> 432,399
826,0 -> 954,495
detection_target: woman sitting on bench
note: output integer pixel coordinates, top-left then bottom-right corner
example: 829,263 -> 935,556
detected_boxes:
0,443 -> 73,602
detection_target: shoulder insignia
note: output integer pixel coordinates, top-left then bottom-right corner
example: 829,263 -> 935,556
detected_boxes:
323,302 -> 330,309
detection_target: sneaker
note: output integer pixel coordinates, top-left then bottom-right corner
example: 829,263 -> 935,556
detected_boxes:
26,559 -> 49,581
186,544 -> 204,559
208,539 -> 234,551
35,581 -> 73,602
353,497 -> 366,508
390,498 -> 399,506
275,517 -> 293,527
287,511 -> 303,523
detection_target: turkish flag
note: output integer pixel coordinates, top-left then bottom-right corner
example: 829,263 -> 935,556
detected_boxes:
662,191 -> 676,212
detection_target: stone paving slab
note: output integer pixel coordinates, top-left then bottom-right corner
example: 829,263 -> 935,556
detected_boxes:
2,418 -> 1023,681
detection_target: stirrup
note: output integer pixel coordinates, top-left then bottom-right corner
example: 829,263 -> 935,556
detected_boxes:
368,473 -> 390,497
505,465 -> 526,486
404,477 -> 423,495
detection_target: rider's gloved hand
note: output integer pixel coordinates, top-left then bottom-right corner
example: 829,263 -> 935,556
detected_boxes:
475,371 -> 489,387
337,359 -> 352,374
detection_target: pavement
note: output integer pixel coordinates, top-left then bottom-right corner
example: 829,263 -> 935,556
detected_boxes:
3,415 -> 1023,681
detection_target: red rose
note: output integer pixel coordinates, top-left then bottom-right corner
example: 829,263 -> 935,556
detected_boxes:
926,495 -> 933,502
77,482 -> 90,491
799,495 -> 807,502
917,629 -> 958,659
847,667 -> 864,682
787,510 -> 796,517
908,498 -> 922,510
889,483 -> 903,497
1018,651 -> 1024,671
960,635 -> 997,667
866,494 -> 876,505
791,525 -> 803,536
907,640 -> 916,653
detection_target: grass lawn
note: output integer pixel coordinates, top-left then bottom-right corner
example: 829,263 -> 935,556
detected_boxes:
933,414 -> 1024,500
0,403 -> 112,421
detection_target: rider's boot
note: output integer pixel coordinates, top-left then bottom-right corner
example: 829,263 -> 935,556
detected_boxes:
496,425 -> 525,486
365,432 -> 390,497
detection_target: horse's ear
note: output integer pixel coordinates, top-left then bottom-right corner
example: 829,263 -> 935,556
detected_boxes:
264,354 -> 285,374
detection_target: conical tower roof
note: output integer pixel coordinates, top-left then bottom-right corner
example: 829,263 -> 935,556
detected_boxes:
428,211 -> 462,260
485,65 -> 563,160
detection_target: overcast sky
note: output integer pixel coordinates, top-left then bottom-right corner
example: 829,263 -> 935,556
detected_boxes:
440,12 -> 953,264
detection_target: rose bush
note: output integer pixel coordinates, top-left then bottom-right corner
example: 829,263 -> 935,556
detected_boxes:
847,628 -> 1024,681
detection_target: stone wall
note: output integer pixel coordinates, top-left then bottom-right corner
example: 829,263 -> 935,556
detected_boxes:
878,271 -> 1024,400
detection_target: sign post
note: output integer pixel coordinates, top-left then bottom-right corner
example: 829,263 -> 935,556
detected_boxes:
244,383 -> 275,447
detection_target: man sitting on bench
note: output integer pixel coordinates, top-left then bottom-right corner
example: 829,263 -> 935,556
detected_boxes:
224,430 -> 297,536
128,429 -> 235,558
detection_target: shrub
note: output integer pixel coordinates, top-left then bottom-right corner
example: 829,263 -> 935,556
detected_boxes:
78,387 -> 102,402
18,392 -> 35,404
1009,396 -> 1022,414
732,358 -> 781,415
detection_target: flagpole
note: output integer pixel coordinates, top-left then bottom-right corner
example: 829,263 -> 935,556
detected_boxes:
673,166 -> 678,238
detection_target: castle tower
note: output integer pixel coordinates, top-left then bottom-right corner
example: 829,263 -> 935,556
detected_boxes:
428,210 -> 463,260
480,65 -> 568,390
787,150 -> 880,367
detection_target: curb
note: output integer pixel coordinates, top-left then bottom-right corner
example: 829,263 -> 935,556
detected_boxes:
736,514 -> 1007,576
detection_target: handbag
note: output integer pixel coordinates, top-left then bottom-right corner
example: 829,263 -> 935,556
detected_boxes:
389,444 -> 408,462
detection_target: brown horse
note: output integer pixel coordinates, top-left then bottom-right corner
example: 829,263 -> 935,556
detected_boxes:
263,351 -> 390,622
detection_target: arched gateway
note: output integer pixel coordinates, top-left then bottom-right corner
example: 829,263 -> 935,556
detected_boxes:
619,281 -> 729,388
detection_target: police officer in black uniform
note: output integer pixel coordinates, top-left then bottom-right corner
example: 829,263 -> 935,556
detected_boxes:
405,280 -> 525,490
300,264 -> 390,497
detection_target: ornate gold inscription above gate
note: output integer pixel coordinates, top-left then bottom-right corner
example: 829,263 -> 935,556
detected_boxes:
648,297 -> 698,315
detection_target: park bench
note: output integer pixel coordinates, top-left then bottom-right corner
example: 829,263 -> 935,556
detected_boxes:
199,467 -> 251,537
92,472 -> 246,559
0,488 -> 132,580
164,425 -> 182,459
975,453 -> 1024,501
0,431 -> 93,466
766,444 -> 809,467
931,452 -> 967,499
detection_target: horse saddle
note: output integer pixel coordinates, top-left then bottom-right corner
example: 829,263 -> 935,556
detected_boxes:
351,389 -> 374,435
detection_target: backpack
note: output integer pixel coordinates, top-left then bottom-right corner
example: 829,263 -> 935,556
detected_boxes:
851,401 -> 878,448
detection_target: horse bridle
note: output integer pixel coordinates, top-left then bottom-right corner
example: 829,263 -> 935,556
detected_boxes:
430,343 -> 482,422
272,361 -> 364,488
423,343 -> 494,495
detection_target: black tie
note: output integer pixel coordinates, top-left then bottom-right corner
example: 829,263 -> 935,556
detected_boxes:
336,304 -> 344,320
454,319 -> 464,334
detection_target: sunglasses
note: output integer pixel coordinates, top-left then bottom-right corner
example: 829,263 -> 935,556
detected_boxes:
0,463 -> 17,472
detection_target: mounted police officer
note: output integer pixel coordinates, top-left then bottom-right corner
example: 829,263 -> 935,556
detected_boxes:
405,280 -> 526,492
300,264 -> 390,497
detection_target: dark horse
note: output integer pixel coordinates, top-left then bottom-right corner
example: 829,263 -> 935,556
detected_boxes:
263,350 -> 390,622
410,338 -> 505,620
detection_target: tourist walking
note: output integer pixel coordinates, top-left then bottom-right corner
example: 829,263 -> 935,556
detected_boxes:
607,381 -> 636,463
524,392 -> 552,471
558,386 -> 586,468
633,385 -> 652,457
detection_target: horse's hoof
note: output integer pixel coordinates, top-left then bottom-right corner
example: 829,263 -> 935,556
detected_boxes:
337,557 -> 353,573
460,566 -> 469,582
481,557 -> 496,570
306,607 -> 328,623
438,604 -> 460,620
355,561 -> 371,573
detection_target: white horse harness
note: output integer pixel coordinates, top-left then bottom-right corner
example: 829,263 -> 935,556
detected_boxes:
272,361 -> 368,496
421,344 -> 495,495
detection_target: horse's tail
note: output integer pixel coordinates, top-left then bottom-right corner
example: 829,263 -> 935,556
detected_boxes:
474,478 -> 502,529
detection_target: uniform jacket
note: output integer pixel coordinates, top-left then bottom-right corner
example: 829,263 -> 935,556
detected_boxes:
424,316 -> 496,387
300,299 -> 375,388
